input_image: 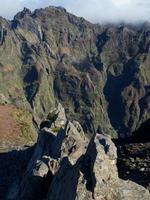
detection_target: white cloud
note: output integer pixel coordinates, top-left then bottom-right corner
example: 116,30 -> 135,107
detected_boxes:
0,0 -> 150,23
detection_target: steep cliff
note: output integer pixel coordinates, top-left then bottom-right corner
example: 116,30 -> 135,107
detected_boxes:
0,6 -> 150,139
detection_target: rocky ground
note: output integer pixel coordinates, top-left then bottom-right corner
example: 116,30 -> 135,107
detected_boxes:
114,118 -> 150,190
116,141 -> 150,190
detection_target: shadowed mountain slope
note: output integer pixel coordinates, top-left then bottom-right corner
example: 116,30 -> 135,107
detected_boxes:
0,6 -> 150,140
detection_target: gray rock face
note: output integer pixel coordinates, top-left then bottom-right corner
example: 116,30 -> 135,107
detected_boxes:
49,103 -> 67,128
40,103 -> 67,130
8,105 -> 150,200
48,133 -> 150,200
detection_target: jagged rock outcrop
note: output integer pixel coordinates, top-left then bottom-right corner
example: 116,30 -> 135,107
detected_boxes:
48,134 -> 149,200
7,104 -> 150,200
0,6 -> 150,138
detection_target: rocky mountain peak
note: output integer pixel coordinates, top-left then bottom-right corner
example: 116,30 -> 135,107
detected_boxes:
14,7 -> 32,19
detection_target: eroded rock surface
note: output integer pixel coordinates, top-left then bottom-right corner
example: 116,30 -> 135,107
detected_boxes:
7,106 -> 150,200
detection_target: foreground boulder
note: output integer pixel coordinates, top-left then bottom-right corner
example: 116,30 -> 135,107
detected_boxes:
7,105 -> 150,200
48,134 -> 150,200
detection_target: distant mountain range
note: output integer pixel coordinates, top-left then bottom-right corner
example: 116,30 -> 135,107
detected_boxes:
0,6 -> 150,142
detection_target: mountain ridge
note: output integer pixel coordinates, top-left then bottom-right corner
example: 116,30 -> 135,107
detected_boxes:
0,6 -> 150,140
0,6 -> 150,199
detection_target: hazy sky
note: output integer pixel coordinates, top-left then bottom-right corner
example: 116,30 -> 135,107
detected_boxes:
0,0 -> 150,23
